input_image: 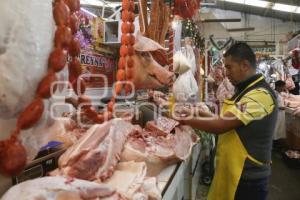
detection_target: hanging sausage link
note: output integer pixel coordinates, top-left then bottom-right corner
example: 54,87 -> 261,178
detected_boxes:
108,0 -> 135,112
0,0 -> 80,177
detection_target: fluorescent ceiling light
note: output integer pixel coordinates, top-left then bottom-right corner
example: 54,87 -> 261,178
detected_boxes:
243,0 -> 269,8
80,8 -> 98,17
273,3 -> 297,13
220,0 -> 300,14
80,0 -> 121,8
221,0 -> 270,8
81,0 -> 103,7
296,7 -> 300,14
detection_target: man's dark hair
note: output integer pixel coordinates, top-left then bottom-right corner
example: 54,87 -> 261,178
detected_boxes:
223,42 -> 256,69
275,80 -> 286,89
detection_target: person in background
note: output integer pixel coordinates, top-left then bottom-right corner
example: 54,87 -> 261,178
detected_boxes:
175,42 -> 278,200
273,80 -> 286,150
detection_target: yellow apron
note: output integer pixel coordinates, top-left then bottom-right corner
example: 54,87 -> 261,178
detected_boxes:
208,77 -> 265,200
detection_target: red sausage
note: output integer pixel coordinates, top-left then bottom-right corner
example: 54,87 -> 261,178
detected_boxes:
68,57 -> 82,79
55,26 -> 72,49
17,98 -> 44,130
64,0 -> 80,13
127,56 -> 134,68
116,69 -> 126,81
0,137 -> 27,177
48,48 -> 67,72
37,72 -> 58,98
93,114 -> 104,123
107,101 -> 115,112
69,13 -> 80,34
53,1 -> 70,26
69,37 -> 81,57
118,57 -> 126,69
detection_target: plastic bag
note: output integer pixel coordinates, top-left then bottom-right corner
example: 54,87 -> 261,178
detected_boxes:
182,44 -> 196,75
173,51 -> 191,75
173,70 -> 199,102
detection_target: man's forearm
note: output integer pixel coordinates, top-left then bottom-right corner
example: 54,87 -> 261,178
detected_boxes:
181,118 -> 225,134
180,113 -> 243,134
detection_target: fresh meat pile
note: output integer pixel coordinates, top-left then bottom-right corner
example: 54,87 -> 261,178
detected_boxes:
50,118 -> 164,200
3,116 -> 198,199
55,119 -> 135,181
1,176 -> 120,200
121,119 -> 199,176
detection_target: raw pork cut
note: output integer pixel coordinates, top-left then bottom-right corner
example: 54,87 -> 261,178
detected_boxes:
104,161 -> 161,200
57,119 -> 135,181
104,161 -> 146,199
121,125 -> 199,176
1,176 -> 118,200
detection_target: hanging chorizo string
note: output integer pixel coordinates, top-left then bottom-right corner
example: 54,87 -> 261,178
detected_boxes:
167,0 -> 175,72
0,0 -> 92,177
108,0 -> 135,113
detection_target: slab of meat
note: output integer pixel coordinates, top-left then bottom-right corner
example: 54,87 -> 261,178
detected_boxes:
104,161 -> 146,198
57,119 -> 135,181
145,116 -> 179,136
173,126 -> 200,160
121,125 -> 199,176
1,176 -> 119,200
103,161 -> 161,200
142,177 -> 162,200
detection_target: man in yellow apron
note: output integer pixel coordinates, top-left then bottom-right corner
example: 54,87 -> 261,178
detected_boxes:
177,43 -> 278,200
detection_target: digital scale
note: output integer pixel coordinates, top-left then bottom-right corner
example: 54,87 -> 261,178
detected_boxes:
12,141 -> 66,185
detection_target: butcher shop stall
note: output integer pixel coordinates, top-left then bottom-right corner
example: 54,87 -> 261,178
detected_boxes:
0,0 -> 210,200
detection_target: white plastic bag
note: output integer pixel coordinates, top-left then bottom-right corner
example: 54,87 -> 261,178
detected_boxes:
173,51 -> 191,75
182,44 -> 196,75
173,70 -> 199,102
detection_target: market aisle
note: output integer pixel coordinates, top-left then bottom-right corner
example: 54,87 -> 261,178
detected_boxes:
268,151 -> 300,200
196,151 -> 300,200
